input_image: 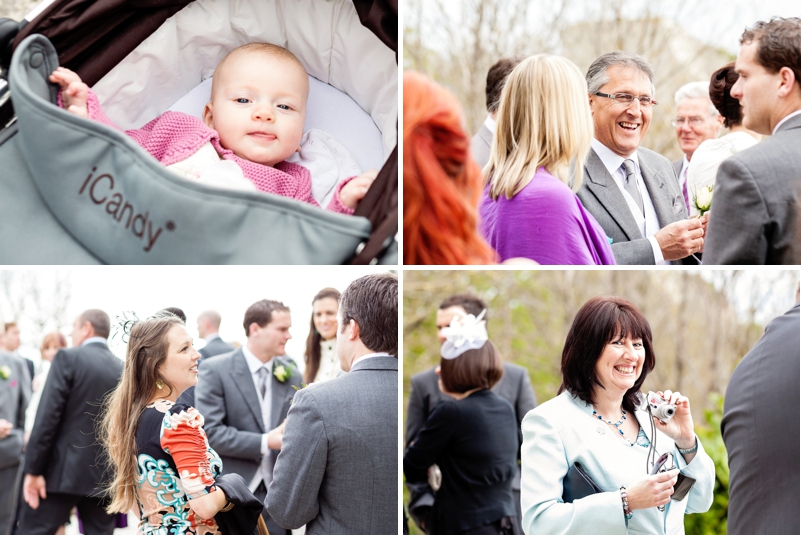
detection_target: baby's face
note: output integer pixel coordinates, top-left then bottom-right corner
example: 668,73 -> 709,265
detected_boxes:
204,52 -> 308,167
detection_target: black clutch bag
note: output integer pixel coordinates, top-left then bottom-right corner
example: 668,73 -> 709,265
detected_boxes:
562,462 -> 602,503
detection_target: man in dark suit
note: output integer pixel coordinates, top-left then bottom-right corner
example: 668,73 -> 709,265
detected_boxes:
18,309 -> 122,535
195,299 -> 303,535
267,273 -> 398,534
405,293 -> 536,532
577,51 -> 705,265
0,326 -> 31,535
470,57 -> 522,168
197,309 -> 235,361
722,294 -> 799,534
704,17 -> 801,264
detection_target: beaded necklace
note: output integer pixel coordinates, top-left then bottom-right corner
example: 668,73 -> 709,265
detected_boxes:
592,406 -> 635,447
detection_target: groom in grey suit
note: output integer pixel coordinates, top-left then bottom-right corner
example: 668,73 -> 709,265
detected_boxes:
0,342 -> 31,535
704,17 -> 801,264
195,299 -> 302,535
578,51 -> 705,265
267,273 -> 397,535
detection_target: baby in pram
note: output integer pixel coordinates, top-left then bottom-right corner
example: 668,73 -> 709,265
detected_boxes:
50,43 -> 377,214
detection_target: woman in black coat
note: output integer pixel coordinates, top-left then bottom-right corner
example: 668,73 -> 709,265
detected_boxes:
404,312 -> 520,535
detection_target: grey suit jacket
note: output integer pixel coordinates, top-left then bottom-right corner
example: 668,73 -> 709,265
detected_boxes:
470,123 -> 493,168
0,352 -> 31,470
704,114 -> 801,264
577,147 -> 689,264
722,303 -> 799,534
267,356 -> 397,534
199,336 -> 235,361
195,348 -> 302,484
672,158 -> 682,180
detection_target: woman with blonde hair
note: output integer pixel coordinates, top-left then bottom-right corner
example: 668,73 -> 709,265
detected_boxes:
404,71 -> 497,265
101,314 -> 262,534
479,55 -> 615,265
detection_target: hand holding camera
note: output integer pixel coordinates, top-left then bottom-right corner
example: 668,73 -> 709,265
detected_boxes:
625,468 -> 679,511
647,390 -> 696,452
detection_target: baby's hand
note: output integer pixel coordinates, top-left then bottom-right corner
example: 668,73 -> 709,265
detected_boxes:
339,169 -> 378,209
48,67 -> 89,118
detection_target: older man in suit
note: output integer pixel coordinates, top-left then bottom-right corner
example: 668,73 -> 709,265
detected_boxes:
18,310 -> 122,535
671,81 -> 723,213
0,336 -> 31,535
722,296 -> 799,534
577,51 -> 705,265
470,57 -> 522,167
267,273 -> 397,534
195,299 -> 302,535
196,309 -> 235,361
704,17 -> 801,264
405,293 -> 536,532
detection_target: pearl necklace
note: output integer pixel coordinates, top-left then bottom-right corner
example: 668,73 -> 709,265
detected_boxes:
592,406 -> 634,447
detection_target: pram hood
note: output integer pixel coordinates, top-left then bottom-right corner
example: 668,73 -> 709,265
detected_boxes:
2,0 -> 397,264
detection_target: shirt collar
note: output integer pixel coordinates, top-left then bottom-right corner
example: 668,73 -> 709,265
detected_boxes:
484,114 -> 497,134
773,109 -> 801,135
591,138 -> 640,178
242,344 -> 273,374
351,352 -> 392,367
81,337 -> 107,347
204,333 -> 221,342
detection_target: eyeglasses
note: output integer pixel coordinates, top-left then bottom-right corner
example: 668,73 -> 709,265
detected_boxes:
594,92 -> 658,108
671,116 -> 707,127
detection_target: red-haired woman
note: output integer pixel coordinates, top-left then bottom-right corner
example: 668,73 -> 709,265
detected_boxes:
403,71 -> 497,265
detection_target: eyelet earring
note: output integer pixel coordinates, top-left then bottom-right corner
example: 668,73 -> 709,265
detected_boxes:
156,379 -> 164,390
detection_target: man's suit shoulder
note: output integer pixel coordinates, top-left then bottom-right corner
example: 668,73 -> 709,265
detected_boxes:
638,146 -> 674,171
199,348 -> 240,370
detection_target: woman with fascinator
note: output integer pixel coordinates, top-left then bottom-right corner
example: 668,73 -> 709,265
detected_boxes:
520,296 -> 714,534
404,311 -> 521,535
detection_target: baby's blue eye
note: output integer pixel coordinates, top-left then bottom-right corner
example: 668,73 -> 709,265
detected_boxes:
277,104 -> 291,110
236,98 -> 250,104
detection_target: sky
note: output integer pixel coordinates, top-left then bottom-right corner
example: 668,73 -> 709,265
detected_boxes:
3,266 -> 393,368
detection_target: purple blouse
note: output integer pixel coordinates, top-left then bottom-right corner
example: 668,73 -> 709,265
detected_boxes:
479,168 -> 616,265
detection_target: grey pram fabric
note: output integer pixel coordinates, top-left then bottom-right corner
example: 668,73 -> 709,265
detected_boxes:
3,34 -> 380,264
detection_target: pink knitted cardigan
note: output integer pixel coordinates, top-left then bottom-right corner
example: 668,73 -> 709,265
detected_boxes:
70,89 -> 354,214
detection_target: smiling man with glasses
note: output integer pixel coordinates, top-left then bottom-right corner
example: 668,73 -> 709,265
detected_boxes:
576,51 -> 705,265
671,82 -> 724,213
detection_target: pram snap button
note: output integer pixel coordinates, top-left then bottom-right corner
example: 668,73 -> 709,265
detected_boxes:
29,51 -> 44,68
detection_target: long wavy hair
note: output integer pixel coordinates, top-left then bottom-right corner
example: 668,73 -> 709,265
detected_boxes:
100,314 -> 184,513
403,71 -> 496,265
303,287 -> 340,383
486,54 -> 592,200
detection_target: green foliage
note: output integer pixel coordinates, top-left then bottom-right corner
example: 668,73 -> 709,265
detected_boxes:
683,393 -> 729,535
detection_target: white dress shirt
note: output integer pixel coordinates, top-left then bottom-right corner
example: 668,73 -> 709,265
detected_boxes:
242,345 -> 275,490
80,337 -> 107,346
591,139 -> 666,264
484,114 -> 497,134
351,352 -> 392,367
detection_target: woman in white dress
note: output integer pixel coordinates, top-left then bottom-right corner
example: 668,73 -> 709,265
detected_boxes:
303,287 -> 341,383
687,62 -> 762,216
24,332 -> 67,443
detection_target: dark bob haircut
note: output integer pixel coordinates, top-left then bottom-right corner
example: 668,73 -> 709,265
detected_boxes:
709,62 -> 742,128
440,340 -> 503,394
558,296 -> 655,413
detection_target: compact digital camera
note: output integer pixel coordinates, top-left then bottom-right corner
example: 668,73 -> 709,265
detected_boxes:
646,391 -> 676,423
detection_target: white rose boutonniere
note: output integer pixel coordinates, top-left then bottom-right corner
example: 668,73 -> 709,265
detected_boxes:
273,363 -> 290,383
693,185 -> 713,216
0,365 -> 11,380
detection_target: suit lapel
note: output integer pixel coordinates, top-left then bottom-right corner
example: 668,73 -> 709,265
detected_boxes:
229,349 -> 265,433
269,364 -> 289,431
639,154 -> 678,227
584,149 -> 643,241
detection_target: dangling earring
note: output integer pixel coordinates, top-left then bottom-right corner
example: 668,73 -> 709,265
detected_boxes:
156,379 -> 164,390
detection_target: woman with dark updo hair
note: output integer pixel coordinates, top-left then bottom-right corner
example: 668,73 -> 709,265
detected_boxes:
686,62 -> 762,216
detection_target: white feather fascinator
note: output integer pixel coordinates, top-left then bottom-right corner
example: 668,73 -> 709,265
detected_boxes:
440,310 -> 488,360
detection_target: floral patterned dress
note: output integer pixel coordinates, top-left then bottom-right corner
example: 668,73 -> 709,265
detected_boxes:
135,400 -> 223,535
